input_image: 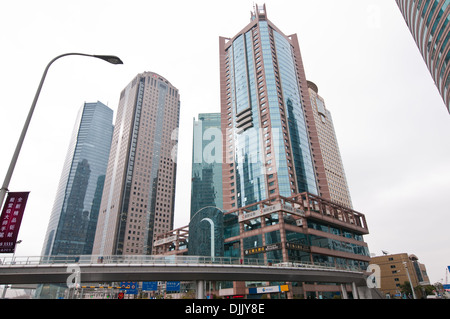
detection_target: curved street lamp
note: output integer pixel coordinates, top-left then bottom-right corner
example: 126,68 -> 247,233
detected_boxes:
0,53 -> 123,209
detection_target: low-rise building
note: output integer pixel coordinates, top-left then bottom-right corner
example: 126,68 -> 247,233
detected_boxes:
154,192 -> 371,299
370,253 -> 430,298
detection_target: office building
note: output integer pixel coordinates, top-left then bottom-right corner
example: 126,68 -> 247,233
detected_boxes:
396,0 -> 450,113
191,113 -> 223,218
220,4 -> 334,212
154,5 -> 372,299
155,193 -> 371,298
307,81 -> 353,209
41,101 -> 113,256
92,72 -> 180,256
370,253 -> 430,298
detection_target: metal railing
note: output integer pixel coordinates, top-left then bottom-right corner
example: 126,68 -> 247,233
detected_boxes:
0,255 -> 363,273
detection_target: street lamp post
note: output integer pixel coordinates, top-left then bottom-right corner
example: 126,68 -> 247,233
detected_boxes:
0,53 -> 123,209
403,261 -> 417,299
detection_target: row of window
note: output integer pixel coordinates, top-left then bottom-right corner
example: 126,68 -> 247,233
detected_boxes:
223,229 -> 369,269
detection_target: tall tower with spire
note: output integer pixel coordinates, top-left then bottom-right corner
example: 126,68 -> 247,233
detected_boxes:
219,4 -> 332,211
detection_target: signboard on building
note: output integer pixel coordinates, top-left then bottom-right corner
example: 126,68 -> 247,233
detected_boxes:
285,242 -> 311,252
154,235 -> 177,246
248,285 -> 289,294
239,202 -> 305,222
0,192 -> 29,253
244,243 -> 282,256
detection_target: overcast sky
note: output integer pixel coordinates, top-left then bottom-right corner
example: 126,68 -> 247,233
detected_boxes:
0,0 -> 449,286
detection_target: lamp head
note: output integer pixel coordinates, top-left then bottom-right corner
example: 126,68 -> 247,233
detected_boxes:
93,55 -> 123,65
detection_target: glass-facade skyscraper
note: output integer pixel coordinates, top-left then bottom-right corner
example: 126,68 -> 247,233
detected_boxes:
41,101 -> 113,256
156,4 -> 371,299
220,4 -> 332,211
396,0 -> 450,113
190,113 -> 223,218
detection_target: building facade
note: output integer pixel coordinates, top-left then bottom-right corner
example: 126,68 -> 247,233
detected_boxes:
154,192 -> 370,298
41,101 -> 113,256
92,72 -> 180,256
307,81 -> 353,209
220,4 -> 334,214
396,0 -> 450,113
153,5 -> 372,299
370,253 -> 430,298
190,113 -> 223,218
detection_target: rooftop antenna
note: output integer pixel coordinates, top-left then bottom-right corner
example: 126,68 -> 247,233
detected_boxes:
251,2 -> 257,20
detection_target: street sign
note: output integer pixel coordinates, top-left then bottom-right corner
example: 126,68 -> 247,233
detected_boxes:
166,281 -> 180,292
0,192 -> 29,253
120,281 -> 139,294
142,281 -> 158,291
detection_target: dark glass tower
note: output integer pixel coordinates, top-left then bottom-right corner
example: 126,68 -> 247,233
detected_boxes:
188,206 -> 224,257
41,101 -> 113,256
190,113 -> 223,218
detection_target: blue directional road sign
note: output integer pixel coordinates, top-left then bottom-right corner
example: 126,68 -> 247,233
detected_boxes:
166,281 -> 180,292
142,281 -> 158,291
120,281 -> 139,295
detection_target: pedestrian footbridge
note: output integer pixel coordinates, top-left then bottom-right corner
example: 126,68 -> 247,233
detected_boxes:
0,255 -> 379,298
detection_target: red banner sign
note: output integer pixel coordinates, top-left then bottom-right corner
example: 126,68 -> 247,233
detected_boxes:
0,192 -> 29,253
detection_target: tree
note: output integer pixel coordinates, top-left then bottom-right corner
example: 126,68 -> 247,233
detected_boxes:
399,281 -> 435,299
399,281 -> 412,296
424,284 -> 437,296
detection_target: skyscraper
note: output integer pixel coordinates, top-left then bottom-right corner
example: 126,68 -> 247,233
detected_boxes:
92,72 -> 180,256
41,101 -> 113,256
220,4 -> 331,211
156,4 -> 371,299
396,0 -> 450,113
307,81 -> 353,209
191,113 -> 223,218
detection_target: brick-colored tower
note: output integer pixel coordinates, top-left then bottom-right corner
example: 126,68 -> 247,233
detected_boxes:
93,72 -> 180,255
219,4 -> 331,211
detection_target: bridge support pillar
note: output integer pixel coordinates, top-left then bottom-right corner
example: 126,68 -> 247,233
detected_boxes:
352,282 -> 359,299
340,284 -> 348,299
196,280 -> 205,299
